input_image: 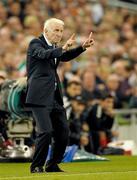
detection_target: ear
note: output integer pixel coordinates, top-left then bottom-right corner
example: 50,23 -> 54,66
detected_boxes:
44,28 -> 48,33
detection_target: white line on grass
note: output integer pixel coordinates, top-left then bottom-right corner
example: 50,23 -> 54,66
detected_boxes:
0,171 -> 137,180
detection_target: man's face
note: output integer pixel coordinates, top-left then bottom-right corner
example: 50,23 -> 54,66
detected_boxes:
82,72 -> 95,91
101,98 -> 114,110
107,79 -> 119,91
71,100 -> 85,114
67,84 -> 82,97
45,23 -> 64,44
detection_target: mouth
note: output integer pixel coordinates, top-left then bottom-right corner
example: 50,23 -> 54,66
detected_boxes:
57,36 -> 61,39
55,37 -> 61,42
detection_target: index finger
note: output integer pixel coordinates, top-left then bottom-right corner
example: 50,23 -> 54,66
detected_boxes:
69,33 -> 75,40
89,32 -> 93,39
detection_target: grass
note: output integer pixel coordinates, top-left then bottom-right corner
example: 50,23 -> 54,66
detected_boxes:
0,156 -> 137,180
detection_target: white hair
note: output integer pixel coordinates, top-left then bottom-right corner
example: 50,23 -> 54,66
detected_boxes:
43,18 -> 64,31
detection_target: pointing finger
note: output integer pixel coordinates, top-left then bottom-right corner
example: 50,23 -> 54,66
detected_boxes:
69,33 -> 75,40
89,32 -> 93,39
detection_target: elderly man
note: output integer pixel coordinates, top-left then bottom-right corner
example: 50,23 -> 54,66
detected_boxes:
25,18 -> 94,173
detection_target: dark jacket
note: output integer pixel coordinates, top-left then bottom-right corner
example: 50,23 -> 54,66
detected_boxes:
82,104 -> 114,131
25,34 -> 85,106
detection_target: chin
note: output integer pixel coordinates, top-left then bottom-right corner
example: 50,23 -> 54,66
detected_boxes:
55,41 -> 60,44
57,38 -> 62,42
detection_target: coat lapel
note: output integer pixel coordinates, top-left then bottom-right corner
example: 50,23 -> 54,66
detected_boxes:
38,34 -> 52,49
38,34 -> 57,67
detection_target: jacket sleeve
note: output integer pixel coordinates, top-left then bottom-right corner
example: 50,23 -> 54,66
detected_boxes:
29,39 -> 63,60
59,46 -> 86,62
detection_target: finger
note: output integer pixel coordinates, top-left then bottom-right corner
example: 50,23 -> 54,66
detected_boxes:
90,40 -> 94,46
89,39 -> 94,43
84,39 -> 89,44
69,33 -> 75,40
67,39 -> 75,46
89,32 -> 93,39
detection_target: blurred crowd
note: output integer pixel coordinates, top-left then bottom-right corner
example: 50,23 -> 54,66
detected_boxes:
0,0 -> 137,154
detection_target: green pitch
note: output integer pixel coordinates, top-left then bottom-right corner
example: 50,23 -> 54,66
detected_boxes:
0,156 -> 137,180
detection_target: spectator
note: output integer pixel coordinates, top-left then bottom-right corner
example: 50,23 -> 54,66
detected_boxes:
105,74 -> 122,108
81,70 -> 102,105
129,86 -> 137,108
68,95 -> 92,152
82,93 -> 115,154
63,80 -> 82,118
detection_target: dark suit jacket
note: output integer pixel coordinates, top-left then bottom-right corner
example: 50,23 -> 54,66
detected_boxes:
25,34 -> 85,106
83,104 -> 114,131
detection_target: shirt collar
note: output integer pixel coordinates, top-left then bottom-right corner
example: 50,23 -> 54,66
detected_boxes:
43,33 -> 52,46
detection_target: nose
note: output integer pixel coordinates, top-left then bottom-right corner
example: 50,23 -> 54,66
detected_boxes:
58,31 -> 63,36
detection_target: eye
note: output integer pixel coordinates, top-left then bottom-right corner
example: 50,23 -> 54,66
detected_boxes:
55,29 -> 59,32
54,28 -> 63,32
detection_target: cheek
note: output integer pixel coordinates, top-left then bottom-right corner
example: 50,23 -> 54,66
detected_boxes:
51,33 -> 56,38
49,32 -> 55,38
54,34 -> 60,39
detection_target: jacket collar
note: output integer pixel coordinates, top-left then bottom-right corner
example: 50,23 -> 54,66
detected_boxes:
39,34 -> 59,67
43,33 -> 52,46
38,34 -> 52,48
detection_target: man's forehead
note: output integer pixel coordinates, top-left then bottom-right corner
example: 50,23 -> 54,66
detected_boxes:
51,23 -> 64,29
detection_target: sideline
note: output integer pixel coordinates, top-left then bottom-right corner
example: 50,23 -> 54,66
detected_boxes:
0,170 -> 137,179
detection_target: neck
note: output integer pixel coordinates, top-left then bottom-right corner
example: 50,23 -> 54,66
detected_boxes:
43,33 -> 52,46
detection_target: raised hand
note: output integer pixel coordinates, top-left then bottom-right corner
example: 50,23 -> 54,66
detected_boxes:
62,33 -> 76,51
82,32 -> 94,49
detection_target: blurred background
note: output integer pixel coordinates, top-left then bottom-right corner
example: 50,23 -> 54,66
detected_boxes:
0,0 -> 137,160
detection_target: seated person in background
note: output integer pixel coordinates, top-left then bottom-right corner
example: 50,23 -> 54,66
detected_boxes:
63,80 -> 82,118
68,95 -> 93,152
82,92 -> 116,154
81,71 -> 98,103
129,85 -> 137,108
105,74 -> 122,108
81,70 -> 105,106
64,80 -> 82,101
112,61 -> 133,107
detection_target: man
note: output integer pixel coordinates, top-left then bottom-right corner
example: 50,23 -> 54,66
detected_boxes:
106,74 -> 122,108
82,92 -> 115,154
63,80 -> 82,119
25,18 -> 94,173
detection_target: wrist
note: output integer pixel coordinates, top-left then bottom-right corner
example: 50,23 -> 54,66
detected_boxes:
62,47 -> 66,52
62,45 -> 67,50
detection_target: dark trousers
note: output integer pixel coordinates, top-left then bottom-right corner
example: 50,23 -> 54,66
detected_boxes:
30,96 -> 69,169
